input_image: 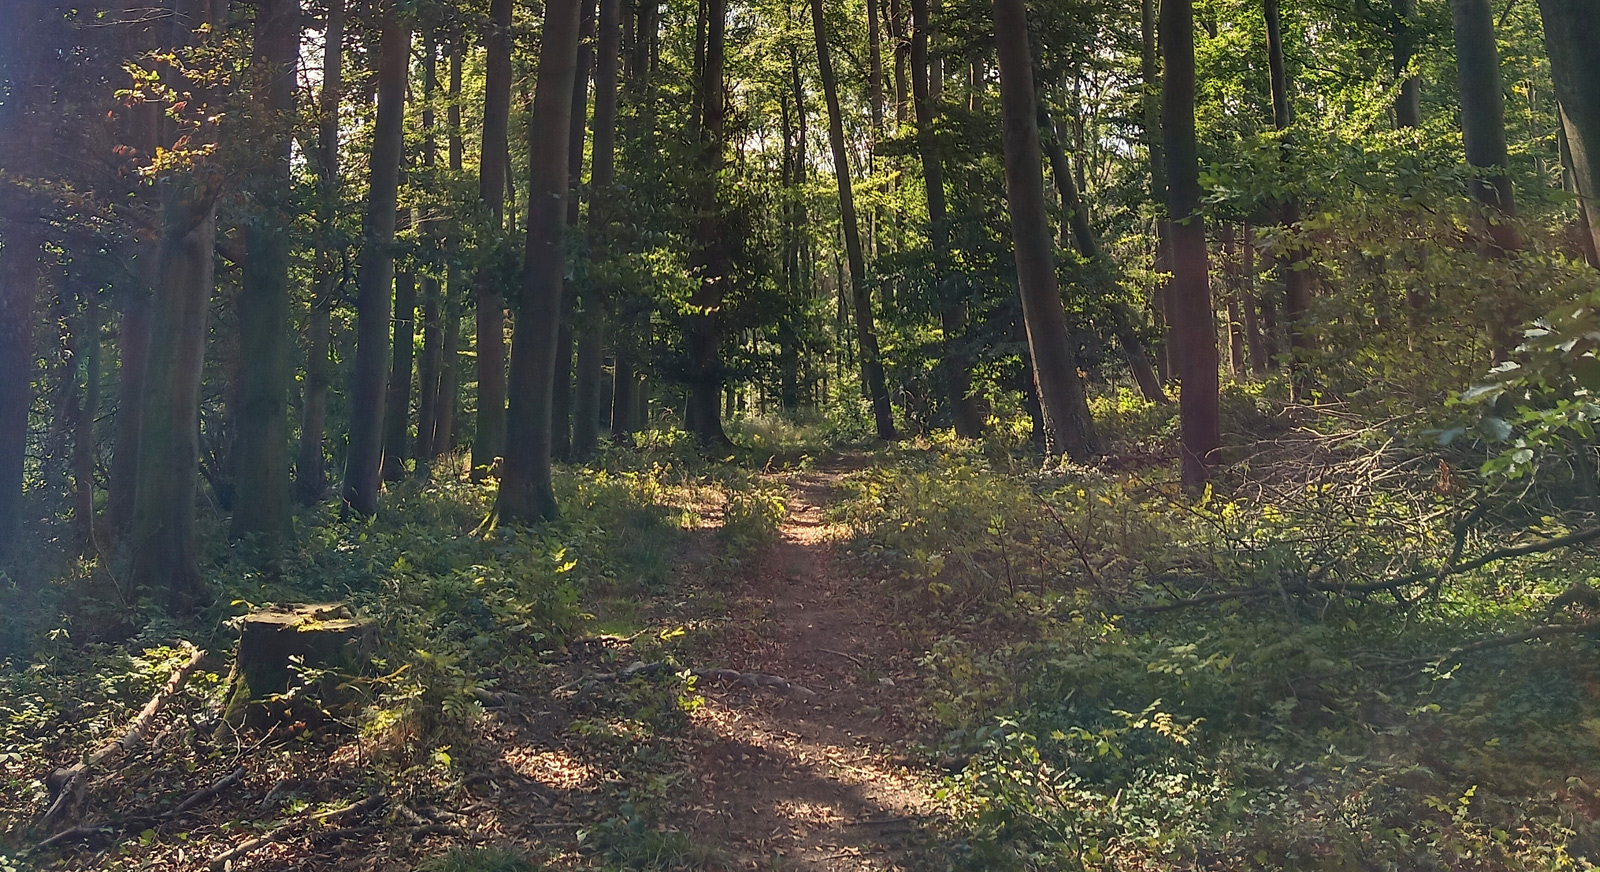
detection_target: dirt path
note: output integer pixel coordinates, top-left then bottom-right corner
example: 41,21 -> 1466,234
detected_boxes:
677,457 -> 939,871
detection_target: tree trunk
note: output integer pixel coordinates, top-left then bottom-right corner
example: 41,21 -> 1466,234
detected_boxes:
71,285 -> 100,551
499,0 -> 583,525
1538,0 -> 1600,262
593,0 -> 635,442
473,0 -> 513,477
1393,0 -> 1422,127
686,0 -> 732,445
1041,102 -> 1169,405
432,46 -> 464,458
1161,0 -> 1221,490
296,0 -> 341,505
341,13 -> 409,516
911,0 -> 983,438
993,0 -> 1100,461
381,257 -> 416,481
231,0 -> 298,543
1242,224 -> 1268,374
415,36 -> 442,475
866,0 -> 885,132
0,234 -> 39,557
1265,0 -> 1314,399
813,0 -> 896,441
1222,224 -> 1246,376
566,0 -> 600,461
889,0 -> 909,124
1141,0 -> 1175,385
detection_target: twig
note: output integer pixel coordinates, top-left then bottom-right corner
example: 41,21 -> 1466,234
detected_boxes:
557,661 -> 817,699
43,642 -> 207,828
818,648 -> 866,668
206,792 -> 384,871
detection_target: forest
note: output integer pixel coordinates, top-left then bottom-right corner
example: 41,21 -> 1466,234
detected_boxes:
4,0 -> 1600,867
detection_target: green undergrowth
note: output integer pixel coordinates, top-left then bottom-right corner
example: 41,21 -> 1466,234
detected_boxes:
0,445 -> 780,864
838,411 -> 1600,870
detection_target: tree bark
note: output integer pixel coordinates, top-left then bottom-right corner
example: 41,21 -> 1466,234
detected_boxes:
416,36 -> 442,474
381,245 -> 416,481
1141,0 -> 1175,384
1537,0 -> 1600,262
1242,224 -> 1268,374
432,45 -> 464,458
685,0 -> 732,445
1392,0 -> 1422,127
499,0 -> 583,525
1450,0 -> 1519,252
1265,0 -> 1314,399
993,0 -> 1100,461
911,0 -> 983,438
341,13 -> 409,516
473,0 -> 513,477
231,0 -> 298,543
1161,0 -> 1221,490
296,0 -> 342,505
0,234 -> 40,557
71,285 -> 101,551
1041,102 -> 1169,405
813,0 -> 896,441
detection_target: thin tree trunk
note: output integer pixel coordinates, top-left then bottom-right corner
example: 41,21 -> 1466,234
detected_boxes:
1242,224 -> 1268,374
592,0 -> 633,441
686,0 -> 731,445
889,0 -> 909,124
993,0 -> 1100,461
1393,0 -> 1422,127
570,0 -> 603,460
0,233 -> 40,556
473,0 -> 513,477
1265,0 -> 1314,399
499,0 -> 583,525
433,45 -> 464,458
296,0 -> 341,505
1141,0 -> 1175,384
341,13 -> 409,516
72,286 -> 101,551
1161,0 -> 1221,490
382,249 -> 416,481
231,0 -> 298,543
1537,0 -> 1600,263
416,35 -> 443,475
911,0 -> 982,438
813,0 -> 896,441
1451,0 -> 1520,356
866,0 -> 885,132
1041,102 -> 1168,405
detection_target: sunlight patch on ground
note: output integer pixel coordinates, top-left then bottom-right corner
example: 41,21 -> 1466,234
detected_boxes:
501,747 -> 600,790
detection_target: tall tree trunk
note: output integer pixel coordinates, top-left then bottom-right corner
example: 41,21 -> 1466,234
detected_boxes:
911,0 -> 983,438
382,244 -> 416,481
499,0 -> 583,524
813,0 -> 896,441
591,0 -> 634,441
1141,0 -> 1175,383
570,0 -> 603,460
1265,0 -> 1314,399
1242,223 -> 1268,374
474,0 -> 513,477
433,45 -> 465,458
866,0 -> 885,132
993,0 -> 1100,461
1450,0 -> 1520,354
416,35 -> 443,475
685,0 -> 731,445
1162,0 -> 1221,490
231,0 -> 298,543
341,13 -> 409,516
1221,224 -> 1246,375
71,286 -> 101,551
1537,0 -> 1600,262
1392,0 -> 1422,127
889,0 -> 909,124
296,0 -> 342,505
1041,102 -> 1169,405
0,234 -> 40,557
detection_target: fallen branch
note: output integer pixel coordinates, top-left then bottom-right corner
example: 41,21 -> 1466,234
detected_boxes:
206,792 -> 384,871
1375,619 -> 1600,673
33,768 -> 245,850
557,661 -> 817,699
1123,523 -> 1600,614
42,642 -> 207,828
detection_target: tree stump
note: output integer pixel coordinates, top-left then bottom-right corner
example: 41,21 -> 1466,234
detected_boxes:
220,604 -> 373,730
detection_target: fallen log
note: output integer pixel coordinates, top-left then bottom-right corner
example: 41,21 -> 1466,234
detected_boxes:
41,642 -> 208,829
